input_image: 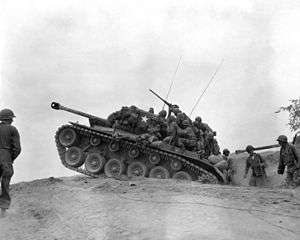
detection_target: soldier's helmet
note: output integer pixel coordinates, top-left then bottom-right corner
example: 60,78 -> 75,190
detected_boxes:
277,135 -> 288,143
173,107 -> 181,115
177,112 -> 185,120
148,107 -> 154,114
245,145 -> 254,152
182,119 -> 190,127
158,110 -> 167,118
195,116 -> 202,122
207,131 -> 214,139
0,109 -> 16,120
223,149 -> 230,155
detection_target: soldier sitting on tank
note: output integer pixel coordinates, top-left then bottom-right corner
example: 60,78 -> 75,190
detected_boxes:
195,130 -> 206,156
203,132 -> 220,157
193,116 -> 214,137
157,110 -> 168,139
175,112 -> 186,129
148,107 -> 154,114
177,120 -> 197,151
168,105 -> 182,118
163,116 -> 184,148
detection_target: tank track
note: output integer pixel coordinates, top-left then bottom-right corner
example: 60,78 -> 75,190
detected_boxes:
55,123 -> 225,183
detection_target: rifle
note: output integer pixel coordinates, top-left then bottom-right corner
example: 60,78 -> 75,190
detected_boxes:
149,89 -> 179,109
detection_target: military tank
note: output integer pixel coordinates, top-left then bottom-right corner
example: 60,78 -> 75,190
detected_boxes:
51,102 -> 226,183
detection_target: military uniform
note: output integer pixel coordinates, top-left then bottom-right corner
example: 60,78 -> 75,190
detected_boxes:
0,111 -> 21,209
278,143 -> 299,186
245,152 -> 266,187
204,133 -> 220,157
177,120 -> 197,151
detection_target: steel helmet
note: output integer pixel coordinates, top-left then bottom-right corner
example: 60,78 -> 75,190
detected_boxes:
158,110 -> 167,118
223,149 -> 230,155
245,145 -> 255,152
195,116 -> 202,122
277,135 -> 288,142
0,109 -> 16,120
182,119 -> 190,126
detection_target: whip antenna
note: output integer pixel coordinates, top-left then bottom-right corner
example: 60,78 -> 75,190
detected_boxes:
189,59 -> 224,117
163,55 -> 182,110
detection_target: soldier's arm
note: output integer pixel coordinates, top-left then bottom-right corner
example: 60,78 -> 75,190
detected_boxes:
277,149 -> 285,174
258,154 -> 267,168
203,123 -> 213,132
290,145 -> 300,167
244,158 -> 250,177
11,127 -> 21,161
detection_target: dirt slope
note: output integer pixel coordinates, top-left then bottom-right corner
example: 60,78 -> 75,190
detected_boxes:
0,174 -> 299,240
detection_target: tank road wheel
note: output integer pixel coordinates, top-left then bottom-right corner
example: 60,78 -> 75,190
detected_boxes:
128,147 -> 139,159
109,141 -> 120,152
104,158 -> 124,178
127,161 -> 147,178
85,153 -> 106,174
170,159 -> 182,171
149,166 -> 170,179
65,146 -> 85,167
59,128 -> 77,147
172,171 -> 192,181
148,153 -> 160,165
90,136 -> 101,146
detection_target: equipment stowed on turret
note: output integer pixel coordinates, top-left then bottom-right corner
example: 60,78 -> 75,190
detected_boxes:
51,101 -> 226,183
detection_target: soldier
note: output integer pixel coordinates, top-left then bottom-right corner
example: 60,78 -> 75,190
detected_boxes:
193,116 -> 213,135
175,112 -> 186,128
277,135 -> 300,187
215,149 -> 235,184
157,110 -> 167,138
163,116 -> 181,147
178,120 -> 197,151
0,109 -> 21,216
168,105 -> 182,118
243,145 -> 267,187
148,107 -> 154,114
203,132 -> 220,157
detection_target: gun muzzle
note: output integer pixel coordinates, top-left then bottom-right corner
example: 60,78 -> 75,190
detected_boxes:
51,102 -> 61,110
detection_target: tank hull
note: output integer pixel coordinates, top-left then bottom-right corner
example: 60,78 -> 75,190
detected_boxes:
55,122 -> 225,183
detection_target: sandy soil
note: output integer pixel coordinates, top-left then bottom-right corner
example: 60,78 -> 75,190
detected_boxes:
0,175 -> 299,240
1,151 -> 299,240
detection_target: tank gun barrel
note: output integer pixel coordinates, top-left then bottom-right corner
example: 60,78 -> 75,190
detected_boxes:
51,102 -> 110,126
235,144 -> 281,154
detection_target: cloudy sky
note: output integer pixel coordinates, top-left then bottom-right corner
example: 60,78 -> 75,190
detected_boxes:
1,0 -> 300,183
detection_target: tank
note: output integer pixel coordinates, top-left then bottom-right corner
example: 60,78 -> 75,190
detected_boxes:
51,102 -> 226,183
235,131 -> 300,156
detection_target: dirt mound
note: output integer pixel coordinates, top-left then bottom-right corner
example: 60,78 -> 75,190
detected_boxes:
0,175 -> 299,240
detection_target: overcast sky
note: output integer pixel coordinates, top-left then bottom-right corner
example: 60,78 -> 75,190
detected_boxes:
1,0 -> 300,183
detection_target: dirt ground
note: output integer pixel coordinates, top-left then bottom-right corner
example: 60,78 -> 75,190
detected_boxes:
1,151 -> 299,240
0,175 -> 299,240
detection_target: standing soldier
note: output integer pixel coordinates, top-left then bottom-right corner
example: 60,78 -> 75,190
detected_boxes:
214,149 -> 235,184
277,135 -> 300,187
243,145 -> 267,187
0,109 -> 21,216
